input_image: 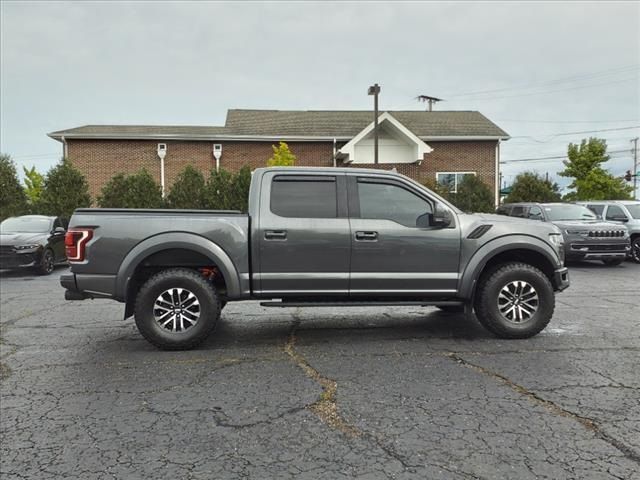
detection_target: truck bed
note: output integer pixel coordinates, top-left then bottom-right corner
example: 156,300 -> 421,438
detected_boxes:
66,208 -> 250,300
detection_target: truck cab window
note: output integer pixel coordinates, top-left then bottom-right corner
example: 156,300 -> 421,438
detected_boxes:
270,176 -> 337,218
357,180 -> 432,227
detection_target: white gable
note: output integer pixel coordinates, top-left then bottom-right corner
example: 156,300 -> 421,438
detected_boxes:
338,112 -> 433,164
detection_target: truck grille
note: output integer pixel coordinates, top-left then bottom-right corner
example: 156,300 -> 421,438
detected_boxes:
571,243 -> 627,252
588,230 -> 626,237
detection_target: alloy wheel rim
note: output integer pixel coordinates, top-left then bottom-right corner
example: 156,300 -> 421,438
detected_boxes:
44,251 -> 54,273
153,288 -> 201,332
497,280 -> 539,324
633,240 -> 640,262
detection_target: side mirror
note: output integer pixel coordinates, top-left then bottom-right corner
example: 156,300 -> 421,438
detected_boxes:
611,215 -> 628,222
431,204 -> 452,227
53,226 -> 66,235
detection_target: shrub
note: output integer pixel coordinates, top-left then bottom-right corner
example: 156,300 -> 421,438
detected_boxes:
503,172 -> 562,203
0,154 -> 28,221
38,158 -> 91,220
166,165 -> 207,209
448,175 -> 495,213
98,169 -> 163,208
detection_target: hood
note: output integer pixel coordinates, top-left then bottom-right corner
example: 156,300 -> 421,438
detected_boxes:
460,213 -> 560,234
0,232 -> 48,246
550,220 -> 622,230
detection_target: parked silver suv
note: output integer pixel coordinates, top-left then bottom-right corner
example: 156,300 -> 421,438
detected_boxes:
577,201 -> 640,263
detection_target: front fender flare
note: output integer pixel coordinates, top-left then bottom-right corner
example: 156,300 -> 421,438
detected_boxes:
115,232 -> 241,301
458,234 -> 560,300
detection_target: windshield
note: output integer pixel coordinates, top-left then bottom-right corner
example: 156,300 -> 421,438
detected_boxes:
544,204 -> 597,221
0,217 -> 51,233
626,204 -> 640,219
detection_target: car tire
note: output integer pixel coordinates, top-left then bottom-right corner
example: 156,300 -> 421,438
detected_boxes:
474,262 -> 554,339
436,305 -> 464,313
631,237 -> 640,264
134,268 -> 220,351
36,248 -> 55,275
602,258 -> 624,266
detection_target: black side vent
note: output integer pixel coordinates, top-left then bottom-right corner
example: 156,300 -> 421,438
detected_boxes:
467,224 -> 492,239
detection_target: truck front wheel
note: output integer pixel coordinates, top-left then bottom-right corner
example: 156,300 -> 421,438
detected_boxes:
474,263 -> 554,339
134,268 -> 221,350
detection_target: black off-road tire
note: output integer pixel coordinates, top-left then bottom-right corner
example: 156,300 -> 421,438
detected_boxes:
134,268 -> 220,350
35,248 -> 55,275
436,305 -> 465,313
474,262 -> 555,339
631,237 -> 640,264
602,257 -> 624,266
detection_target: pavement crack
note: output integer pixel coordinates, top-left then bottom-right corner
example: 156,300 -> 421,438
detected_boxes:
283,311 -> 361,438
447,352 -> 640,465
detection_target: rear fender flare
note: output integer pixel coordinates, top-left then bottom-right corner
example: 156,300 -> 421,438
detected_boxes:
115,232 -> 241,301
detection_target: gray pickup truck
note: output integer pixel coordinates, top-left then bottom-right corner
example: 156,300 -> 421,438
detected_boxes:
61,167 -> 570,350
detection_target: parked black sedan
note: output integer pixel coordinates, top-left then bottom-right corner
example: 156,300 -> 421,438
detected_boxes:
0,215 -> 67,275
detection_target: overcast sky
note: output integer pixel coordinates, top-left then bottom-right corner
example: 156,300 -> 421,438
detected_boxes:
1,1 -> 639,193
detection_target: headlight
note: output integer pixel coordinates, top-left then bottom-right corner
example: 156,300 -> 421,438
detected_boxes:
548,233 -> 564,247
14,244 -> 41,251
565,229 -> 587,235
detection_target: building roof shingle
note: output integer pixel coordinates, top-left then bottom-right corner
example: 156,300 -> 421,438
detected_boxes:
49,109 -> 509,141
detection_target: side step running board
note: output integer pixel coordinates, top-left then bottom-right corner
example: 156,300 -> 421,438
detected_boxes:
260,300 -> 464,308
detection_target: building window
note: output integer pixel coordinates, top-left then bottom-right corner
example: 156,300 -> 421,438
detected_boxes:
436,172 -> 476,193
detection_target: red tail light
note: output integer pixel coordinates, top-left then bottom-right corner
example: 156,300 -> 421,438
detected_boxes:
65,228 -> 93,262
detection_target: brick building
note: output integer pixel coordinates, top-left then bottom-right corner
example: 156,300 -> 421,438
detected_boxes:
48,109 -> 509,203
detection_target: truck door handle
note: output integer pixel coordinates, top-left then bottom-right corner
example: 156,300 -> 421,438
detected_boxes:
265,230 -> 287,240
355,231 -> 378,241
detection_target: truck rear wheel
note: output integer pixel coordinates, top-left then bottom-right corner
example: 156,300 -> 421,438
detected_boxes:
474,262 -> 554,339
134,268 -> 220,350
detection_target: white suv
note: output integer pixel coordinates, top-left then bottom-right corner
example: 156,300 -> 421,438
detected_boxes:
578,201 -> 640,263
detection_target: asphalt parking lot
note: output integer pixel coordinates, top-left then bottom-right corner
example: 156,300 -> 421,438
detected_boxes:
1,262 -> 639,480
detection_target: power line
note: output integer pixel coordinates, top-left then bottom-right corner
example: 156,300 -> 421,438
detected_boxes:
495,119 -> 640,124
447,64 -> 640,98
509,125 -> 640,142
501,148 -> 630,164
448,76 -> 638,102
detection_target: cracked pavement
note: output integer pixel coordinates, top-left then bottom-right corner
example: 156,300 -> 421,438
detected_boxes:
1,261 -> 639,479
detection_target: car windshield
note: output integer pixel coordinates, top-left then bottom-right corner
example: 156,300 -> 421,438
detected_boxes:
625,204 -> 640,219
0,217 -> 51,233
544,205 -> 597,221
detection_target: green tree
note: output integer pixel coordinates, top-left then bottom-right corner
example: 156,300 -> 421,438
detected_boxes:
39,158 -> 91,220
0,154 -> 28,221
22,165 -> 45,207
503,172 -> 562,203
448,175 -> 495,213
422,177 -> 452,200
166,165 -> 207,209
559,137 -> 633,201
98,169 -> 163,208
204,168 -> 235,210
267,141 -> 296,167
230,165 -> 252,212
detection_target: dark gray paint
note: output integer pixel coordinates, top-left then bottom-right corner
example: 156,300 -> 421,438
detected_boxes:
62,168 -> 569,306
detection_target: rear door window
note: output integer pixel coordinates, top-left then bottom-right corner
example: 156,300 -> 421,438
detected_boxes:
510,206 -> 527,218
605,205 -> 627,221
270,176 -> 337,218
587,204 -> 604,217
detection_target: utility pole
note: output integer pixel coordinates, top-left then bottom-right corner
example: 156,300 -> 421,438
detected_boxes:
368,83 -> 381,164
632,137 -> 639,200
417,95 -> 443,112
